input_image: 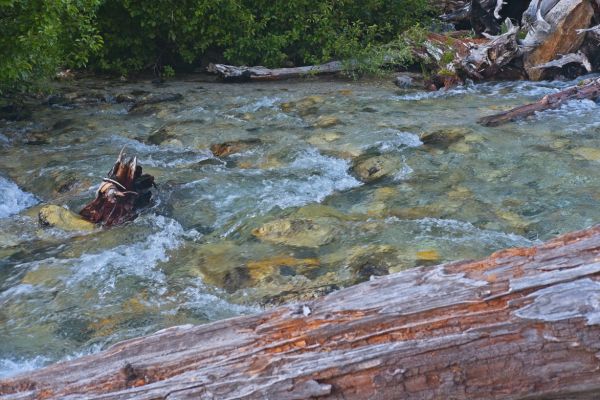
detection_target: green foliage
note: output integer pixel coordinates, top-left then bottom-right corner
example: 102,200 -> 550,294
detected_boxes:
335,24 -> 429,78
93,0 -> 435,74
0,0 -> 435,90
0,0 -> 102,93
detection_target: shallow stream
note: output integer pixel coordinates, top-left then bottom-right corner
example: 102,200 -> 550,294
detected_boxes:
1,75 -> 600,377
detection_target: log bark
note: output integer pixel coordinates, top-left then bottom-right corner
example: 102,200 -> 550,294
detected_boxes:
3,224 -> 600,399
79,149 -> 155,226
207,61 -> 344,82
478,77 -> 600,126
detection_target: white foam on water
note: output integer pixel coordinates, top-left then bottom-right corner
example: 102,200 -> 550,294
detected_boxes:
392,84 -> 476,101
413,217 -> 536,246
536,98 -> 598,118
190,148 -> 361,228
65,215 -> 188,295
231,96 -> 282,113
0,356 -> 51,379
258,148 -> 361,210
393,162 -> 414,181
371,129 -> 422,151
0,343 -> 106,379
0,176 -> 38,218
180,278 -> 261,320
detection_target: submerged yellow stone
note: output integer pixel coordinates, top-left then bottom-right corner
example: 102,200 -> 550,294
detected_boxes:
314,115 -> 341,128
247,256 -> 320,282
38,205 -> 96,231
572,147 -> 600,161
416,249 -> 440,261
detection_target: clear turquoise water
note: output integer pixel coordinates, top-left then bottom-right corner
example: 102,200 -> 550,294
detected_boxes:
1,75 -> 599,377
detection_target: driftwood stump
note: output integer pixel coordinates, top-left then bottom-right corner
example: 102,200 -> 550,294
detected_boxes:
2,224 -> 600,399
79,149 -> 155,226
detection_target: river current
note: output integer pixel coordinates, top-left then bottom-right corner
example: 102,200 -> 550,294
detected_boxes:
1,75 -> 599,377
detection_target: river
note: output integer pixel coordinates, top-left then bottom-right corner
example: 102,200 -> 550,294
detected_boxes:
1,74 -> 599,377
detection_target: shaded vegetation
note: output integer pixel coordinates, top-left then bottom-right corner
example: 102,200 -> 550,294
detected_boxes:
0,0 -> 436,92
0,0 -> 102,93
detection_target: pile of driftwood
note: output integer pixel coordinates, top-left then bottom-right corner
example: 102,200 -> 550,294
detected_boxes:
209,0 -> 599,86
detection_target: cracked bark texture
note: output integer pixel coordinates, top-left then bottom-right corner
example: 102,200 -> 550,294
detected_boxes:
3,226 -> 600,399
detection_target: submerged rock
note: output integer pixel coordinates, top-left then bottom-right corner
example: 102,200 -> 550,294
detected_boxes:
38,205 -> 95,231
416,249 -> 440,262
210,138 -> 262,157
281,95 -> 324,116
129,93 -> 183,111
252,217 -> 337,248
420,127 -> 468,148
246,256 -> 320,283
351,154 -> 402,183
571,147 -> 600,161
394,74 -> 414,89
314,115 -> 341,128
322,244 -> 396,282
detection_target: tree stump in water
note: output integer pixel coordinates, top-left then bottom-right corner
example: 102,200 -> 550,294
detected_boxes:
2,225 -> 600,399
79,149 -> 155,226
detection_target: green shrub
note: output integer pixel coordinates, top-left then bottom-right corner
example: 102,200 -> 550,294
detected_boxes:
0,0 -> 102,93
93,0 -> 435,74
0,0 -> 435,89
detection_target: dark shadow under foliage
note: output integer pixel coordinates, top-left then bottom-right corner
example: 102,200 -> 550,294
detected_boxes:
92,0 -> 435,75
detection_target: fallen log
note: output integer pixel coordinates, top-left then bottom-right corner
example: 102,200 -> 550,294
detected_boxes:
3,224 -> 600,399
478,77 -> 600,126
79,149 -> 155,226
207,61 -> 344,82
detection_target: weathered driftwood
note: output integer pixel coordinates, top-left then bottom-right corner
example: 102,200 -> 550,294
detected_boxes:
458,19 -> 523,80
3,224 -> 600,399
79,149 -> 155,226
532,51 -> 592,73
207,61 -> 344,82
522,0 -> 595,80
478,77 -> 600,126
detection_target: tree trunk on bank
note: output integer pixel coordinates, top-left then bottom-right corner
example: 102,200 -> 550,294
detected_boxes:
3,224 -> 600,399
479,77 -> 600,126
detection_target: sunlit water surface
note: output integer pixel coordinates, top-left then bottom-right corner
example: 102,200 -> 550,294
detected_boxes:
1,75 -> 600,377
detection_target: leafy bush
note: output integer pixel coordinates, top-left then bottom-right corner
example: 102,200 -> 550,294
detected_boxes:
0,0 -> 435,89
0,0 -> 102,93
93,0 -> 435,74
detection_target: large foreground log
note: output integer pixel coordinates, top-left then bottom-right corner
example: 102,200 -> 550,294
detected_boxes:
3,225 -> 600,399
479,77 -> 600,126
